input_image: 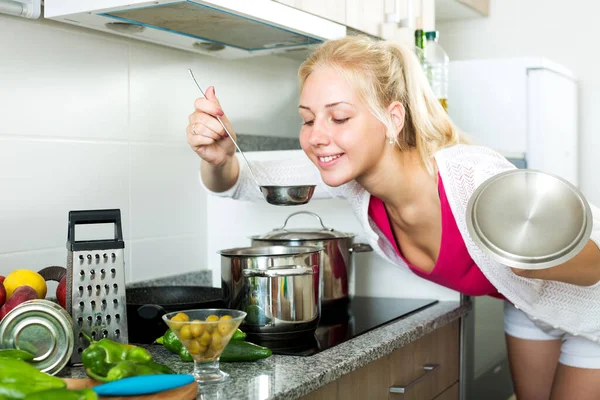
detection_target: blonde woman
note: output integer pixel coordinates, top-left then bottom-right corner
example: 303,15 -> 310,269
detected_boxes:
187,35 -> 600,399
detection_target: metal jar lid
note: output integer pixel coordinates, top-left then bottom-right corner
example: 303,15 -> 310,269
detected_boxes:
466,169 -> 593,270
0,299 -> 74,375
249,211 -> 355,241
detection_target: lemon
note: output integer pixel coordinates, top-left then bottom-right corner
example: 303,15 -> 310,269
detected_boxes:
4,269 -> 47,299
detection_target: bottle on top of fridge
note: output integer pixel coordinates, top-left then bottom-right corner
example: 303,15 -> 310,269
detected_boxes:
424,30 -> 449,112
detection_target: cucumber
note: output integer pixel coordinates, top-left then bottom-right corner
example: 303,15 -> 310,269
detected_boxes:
220,340 -> 272,362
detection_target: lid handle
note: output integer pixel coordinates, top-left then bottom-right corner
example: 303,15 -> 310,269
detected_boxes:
279,211 -> 334,232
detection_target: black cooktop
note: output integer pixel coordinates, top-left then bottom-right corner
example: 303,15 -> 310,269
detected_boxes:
246,297 -> 438,356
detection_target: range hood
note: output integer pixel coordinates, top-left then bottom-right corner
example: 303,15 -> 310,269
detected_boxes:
44,0 -> 347,59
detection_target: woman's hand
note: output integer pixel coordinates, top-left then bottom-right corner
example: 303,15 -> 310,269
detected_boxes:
187,86 -> 236,166
510,240 -> 600,286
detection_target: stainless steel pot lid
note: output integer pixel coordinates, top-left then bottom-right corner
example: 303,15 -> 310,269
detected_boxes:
249,211 -> 355,241
218,245 -> 322,257
466,169 -> 593,270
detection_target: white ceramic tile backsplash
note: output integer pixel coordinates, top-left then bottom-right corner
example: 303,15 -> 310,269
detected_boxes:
129,44 -> 198,143
129,143 -> 205,238
0,139 -> 129,255
0,13 -> 303,282
128,235 -> 205,283
0,18 -> 129,140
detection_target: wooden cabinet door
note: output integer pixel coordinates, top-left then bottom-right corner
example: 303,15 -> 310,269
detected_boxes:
300,320 -> 460,400
273,0 -> 346,25
388,320 -> 459,400
336,353 -> 393,399
433,382 -> 459,400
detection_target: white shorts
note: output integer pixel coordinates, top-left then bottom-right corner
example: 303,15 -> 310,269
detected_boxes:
503,301 -> 600,369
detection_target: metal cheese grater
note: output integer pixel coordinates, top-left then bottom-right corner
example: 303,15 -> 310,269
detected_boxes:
65,209 -> 128,364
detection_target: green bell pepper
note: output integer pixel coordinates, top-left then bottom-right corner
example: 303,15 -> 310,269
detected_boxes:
93,338 -> 152,364
0,349 -> 35,362
0,358 -> 65,399
23,388 -> 97,400
232,329 -> 247,341
81,337 -> 171,382
157,329 -> 193,362
81,346 -> 111,379
143,360 -> 175,375
105,360 -> 164,381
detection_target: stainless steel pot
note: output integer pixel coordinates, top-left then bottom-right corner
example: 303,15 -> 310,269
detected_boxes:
219,246 -> 321,336
249,211 -> 372,307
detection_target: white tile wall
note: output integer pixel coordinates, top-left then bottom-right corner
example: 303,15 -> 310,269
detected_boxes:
0,13 -> 303,283
0,18 -> 129,140
0,12 -> 460,301
0,139 -> 130,253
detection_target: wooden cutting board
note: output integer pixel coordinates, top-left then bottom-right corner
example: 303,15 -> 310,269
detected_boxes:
62,378 -> 197,400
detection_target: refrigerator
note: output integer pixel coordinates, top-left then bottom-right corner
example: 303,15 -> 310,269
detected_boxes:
448,57 -> 579,400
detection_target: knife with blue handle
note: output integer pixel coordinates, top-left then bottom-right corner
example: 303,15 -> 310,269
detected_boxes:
92,374 -> 195,396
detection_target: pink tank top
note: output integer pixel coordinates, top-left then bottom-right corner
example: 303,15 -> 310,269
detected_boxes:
368,173 -> 504,299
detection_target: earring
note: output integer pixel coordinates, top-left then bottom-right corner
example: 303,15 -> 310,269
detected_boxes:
387,136 -> 395,145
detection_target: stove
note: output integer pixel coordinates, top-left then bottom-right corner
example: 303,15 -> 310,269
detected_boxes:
246,297 -> 438,356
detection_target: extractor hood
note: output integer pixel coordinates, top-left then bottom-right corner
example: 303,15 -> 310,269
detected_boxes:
0,0 -> 40,19
44,0 -> 347,59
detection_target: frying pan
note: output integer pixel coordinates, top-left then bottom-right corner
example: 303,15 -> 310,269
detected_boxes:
37,267 -> 228,344
126,286 -> 227,344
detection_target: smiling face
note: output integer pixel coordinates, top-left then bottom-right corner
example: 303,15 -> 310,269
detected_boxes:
298,66 -> 389,187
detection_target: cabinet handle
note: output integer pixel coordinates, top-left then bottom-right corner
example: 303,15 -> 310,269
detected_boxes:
389,364 -> 440,394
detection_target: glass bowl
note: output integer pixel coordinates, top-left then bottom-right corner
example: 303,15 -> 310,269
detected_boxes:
162,308 -> 246,383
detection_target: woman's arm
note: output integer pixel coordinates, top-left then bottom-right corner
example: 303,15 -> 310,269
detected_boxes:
511,240 -> 600,286
200,155 -> 240,193
511,203 -> 600,286
199,150 -> 348,202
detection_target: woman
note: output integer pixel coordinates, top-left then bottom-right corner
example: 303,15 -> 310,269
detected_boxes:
187,35 -> 600,399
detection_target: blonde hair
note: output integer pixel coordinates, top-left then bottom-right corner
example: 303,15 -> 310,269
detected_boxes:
298,34 -> 466,175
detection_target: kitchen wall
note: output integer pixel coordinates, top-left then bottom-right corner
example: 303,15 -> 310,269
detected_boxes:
438,0 -> 600,206
0,11 -> 460,301
0,12 -> 303,283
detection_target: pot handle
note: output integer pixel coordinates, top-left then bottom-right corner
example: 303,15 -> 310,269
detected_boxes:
349,243 -> 373,253
279,211 -> 334,232
243,265 -> 316,278
136,304 -> 167,321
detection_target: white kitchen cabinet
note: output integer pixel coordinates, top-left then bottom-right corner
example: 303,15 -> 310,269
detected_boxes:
276,0 -> 387,39
273,0 -> 346,25
273,0 -> 437,47
435,0 -> 489,21
345,0 -> 386,37
379,0 -> 435,47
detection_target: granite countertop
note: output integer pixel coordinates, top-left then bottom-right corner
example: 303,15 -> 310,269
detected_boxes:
57,300 -> 469,400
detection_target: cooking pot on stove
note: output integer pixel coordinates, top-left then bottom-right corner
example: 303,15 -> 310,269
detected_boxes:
249,211 -> 372,308
219,245 -> 321,337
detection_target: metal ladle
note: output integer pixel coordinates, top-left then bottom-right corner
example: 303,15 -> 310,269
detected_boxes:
188,69 -> 316,206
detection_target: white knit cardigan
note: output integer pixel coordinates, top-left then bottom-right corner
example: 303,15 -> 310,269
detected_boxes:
201,144 -> 600,342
